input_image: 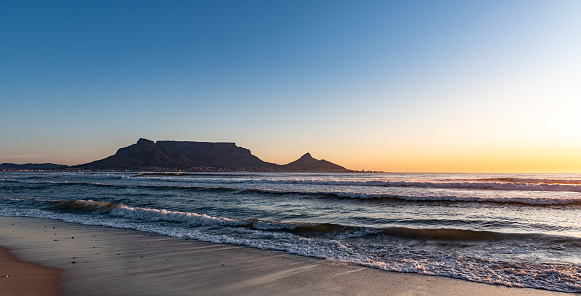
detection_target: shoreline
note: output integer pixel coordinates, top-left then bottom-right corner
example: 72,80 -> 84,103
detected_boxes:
0,216 -> 572,296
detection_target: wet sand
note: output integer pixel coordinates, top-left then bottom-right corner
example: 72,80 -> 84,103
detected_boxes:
0,246 -> 60,296
0,216 -> 571,296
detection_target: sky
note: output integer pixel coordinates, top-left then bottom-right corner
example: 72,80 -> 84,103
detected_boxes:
1,0 -> 580,173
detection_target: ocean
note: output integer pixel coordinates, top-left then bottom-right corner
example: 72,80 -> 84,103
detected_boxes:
1,171 -> 580,293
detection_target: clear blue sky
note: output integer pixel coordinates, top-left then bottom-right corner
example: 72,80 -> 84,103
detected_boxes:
1,0 -> 580,172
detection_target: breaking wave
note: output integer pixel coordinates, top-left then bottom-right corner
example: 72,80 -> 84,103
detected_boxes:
49,199 -> 581,246
52,199 -> 248,227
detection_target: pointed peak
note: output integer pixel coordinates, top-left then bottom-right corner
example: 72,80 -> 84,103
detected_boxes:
300,152 -> 314,159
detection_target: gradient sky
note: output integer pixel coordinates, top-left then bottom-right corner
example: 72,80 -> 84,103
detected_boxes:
1,0 -> 580,173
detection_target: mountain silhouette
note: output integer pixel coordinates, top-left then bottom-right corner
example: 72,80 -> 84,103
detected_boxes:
77,139 -> 351,172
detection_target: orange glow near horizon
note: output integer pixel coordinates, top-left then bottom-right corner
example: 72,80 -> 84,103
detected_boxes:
336,147 -> 581,173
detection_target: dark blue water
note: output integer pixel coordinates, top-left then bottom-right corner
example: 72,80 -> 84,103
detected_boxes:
1,171 -> 580,292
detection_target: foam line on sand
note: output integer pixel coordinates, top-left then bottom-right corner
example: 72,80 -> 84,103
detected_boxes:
0,216 -> 571,296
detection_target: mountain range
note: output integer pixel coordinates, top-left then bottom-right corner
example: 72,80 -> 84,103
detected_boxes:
74,138 -> 351,172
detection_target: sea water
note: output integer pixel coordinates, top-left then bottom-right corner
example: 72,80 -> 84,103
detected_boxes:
1,171 -> 580,292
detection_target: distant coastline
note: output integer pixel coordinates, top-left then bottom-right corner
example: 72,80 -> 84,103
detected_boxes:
0,163 -> 68,171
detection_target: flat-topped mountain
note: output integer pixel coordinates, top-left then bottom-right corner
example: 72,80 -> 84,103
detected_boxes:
77,138 -> 351,172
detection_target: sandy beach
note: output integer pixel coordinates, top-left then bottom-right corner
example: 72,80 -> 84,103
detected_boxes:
0,246 -> 60,296
0,216 -> 573,296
